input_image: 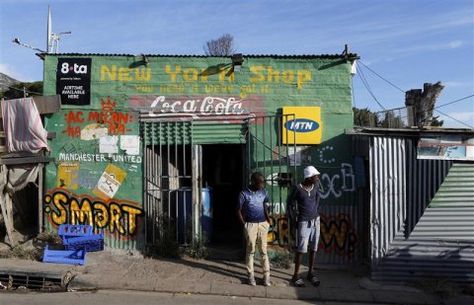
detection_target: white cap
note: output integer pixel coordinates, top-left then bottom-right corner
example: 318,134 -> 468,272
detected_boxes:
304,166 -> 320,179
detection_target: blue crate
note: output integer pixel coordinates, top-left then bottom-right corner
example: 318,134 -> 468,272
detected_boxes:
58,224 -> 93,237
63,233 -> 105,252
42,246 -> 86,265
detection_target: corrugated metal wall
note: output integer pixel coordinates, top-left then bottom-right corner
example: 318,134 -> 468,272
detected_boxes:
410,163 -> 474,241
317,201 -> 366,266
405,139 -> 452,237
369,137 -> 407,266
368,135 -> 474,284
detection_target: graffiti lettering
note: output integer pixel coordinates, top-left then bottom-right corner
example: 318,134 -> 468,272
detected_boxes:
319,163 -> 355,199
63,97 -> 133,138
318,145 -> 336,164
266,202 -> 286,215
267,216 -> 289,246
266,212 -> 358,256
319,213 -> 357,256
44,190 -> 143,236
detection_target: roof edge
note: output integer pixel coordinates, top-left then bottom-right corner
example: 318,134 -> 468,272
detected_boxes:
346,127 -> 474,137
38,52 -> 359,60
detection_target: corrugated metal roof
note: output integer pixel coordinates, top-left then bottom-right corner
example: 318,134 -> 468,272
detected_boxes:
39,52 -> 358,59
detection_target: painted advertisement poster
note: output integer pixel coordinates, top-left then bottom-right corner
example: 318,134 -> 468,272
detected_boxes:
56,57 -> 91,105
418,136 -> 474,161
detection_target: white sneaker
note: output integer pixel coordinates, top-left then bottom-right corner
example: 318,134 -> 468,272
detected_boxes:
263,274 -> 271,287
248,275 -> 256,286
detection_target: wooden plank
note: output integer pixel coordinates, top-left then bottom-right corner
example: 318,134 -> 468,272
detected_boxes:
0,95 -> 61,118
1,151 -> 44,159
0,195 -> 14,247
0,156 -> 52,165
0,193 -> 16,247
47,131 -> 56,139
31,95 -> 61,114
0,131 -> 55,138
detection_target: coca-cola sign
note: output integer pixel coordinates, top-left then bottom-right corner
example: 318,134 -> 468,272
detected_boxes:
129,95 -> 266,117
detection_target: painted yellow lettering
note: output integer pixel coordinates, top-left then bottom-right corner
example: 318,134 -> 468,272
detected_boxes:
109,203 -> 125,235
70,198 -> 93,225
267,67 -> 280,82
282,70 -> 295,84
100,65 -> 117,81
183,68 -> 198,81
250,66 -> 265,82
165,65 -> 181,82
296,70 -> 312,89
122,205 -> 143,235
135,67 -> 151,81
200,68 -> 208,82
93,202 -> 109,228
51,192 -> 68,225
118,67 -> 131,82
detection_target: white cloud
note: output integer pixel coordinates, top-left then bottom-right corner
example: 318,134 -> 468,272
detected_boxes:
443,81 -> 474,89
448,40 -> 463,49
394,40 -> 464,55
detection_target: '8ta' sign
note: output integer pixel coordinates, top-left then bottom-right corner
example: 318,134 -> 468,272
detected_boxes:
56,58 -> 92,106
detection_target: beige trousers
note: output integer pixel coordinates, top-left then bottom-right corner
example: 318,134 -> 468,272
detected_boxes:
244,222 -> 270,277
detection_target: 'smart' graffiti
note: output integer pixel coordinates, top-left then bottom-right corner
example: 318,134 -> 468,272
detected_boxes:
44,190 -> 143,237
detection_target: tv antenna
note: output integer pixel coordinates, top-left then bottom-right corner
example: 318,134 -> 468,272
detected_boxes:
13,5 -> 71,54
46,5 -> 71,53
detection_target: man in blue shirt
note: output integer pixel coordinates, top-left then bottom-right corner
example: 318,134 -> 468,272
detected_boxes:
238,172 -> 271,286
287,166 -> 321,287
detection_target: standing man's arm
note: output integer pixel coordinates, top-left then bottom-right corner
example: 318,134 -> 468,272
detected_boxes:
286,186 -> 297,222
263,191 -> 271,224
237,192 -> 246,226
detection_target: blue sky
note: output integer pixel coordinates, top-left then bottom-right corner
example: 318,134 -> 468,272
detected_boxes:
1,0 -> 473,127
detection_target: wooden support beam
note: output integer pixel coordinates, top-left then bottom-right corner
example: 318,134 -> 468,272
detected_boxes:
38,163 -> 44,233
0,193 -> 16,247
0,155 -> 52,165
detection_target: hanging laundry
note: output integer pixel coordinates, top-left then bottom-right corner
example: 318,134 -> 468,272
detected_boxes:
1,97 -> 49,153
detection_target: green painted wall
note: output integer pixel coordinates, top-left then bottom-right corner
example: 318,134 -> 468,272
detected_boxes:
43,55 -> 355,251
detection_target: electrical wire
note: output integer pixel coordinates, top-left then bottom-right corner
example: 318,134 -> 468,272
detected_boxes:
357,64 -> 386,110
435,109 -> 474,129
358,61 -> 405,93
1,84 -> 42,95
358,60 -> 474,114
434,94 -> 474,110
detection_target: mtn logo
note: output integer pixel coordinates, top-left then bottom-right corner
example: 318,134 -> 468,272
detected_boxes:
285,118 -> 319,133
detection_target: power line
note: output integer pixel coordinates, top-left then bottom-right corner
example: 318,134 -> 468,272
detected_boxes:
1,84 -> 42,96
357,65 -> 386,110
435,109 -> 474,129
434,94 -> 474,110
358,61 -> 405,93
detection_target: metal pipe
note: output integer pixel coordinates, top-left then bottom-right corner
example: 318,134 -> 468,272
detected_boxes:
269,116 -> 274,218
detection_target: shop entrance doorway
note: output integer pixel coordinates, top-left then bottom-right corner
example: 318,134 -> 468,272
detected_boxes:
201,144 -> 245,252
